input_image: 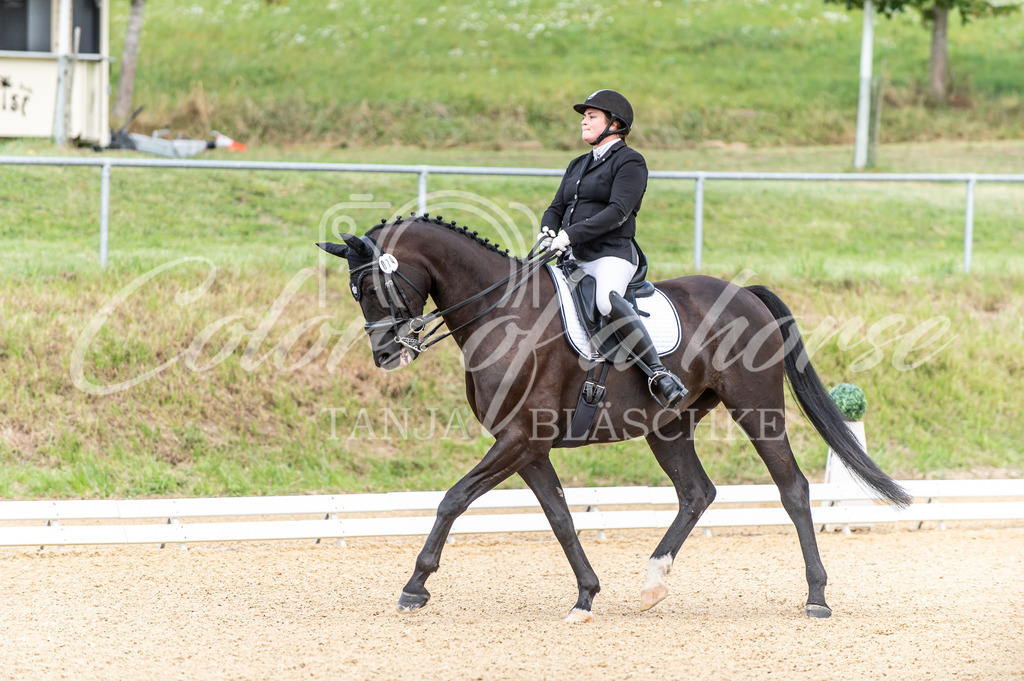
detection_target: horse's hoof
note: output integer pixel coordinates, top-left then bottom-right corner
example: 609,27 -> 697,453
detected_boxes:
640,584 -> 669,611
563,608 -> 595,624
804,603 -> 832,619
397,590 -> 430,613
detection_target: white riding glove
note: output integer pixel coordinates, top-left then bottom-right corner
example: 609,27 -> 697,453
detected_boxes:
549,230 -> 571,254
535,226 -> 556,250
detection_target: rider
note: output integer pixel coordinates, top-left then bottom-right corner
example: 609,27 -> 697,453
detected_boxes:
537,89 -> 688,409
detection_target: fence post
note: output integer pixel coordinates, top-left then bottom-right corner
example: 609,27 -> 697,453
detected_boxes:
693,174 -> 705,271
100,160 -> 111,269
418,169 -> 428,215
963,174 -> 976,274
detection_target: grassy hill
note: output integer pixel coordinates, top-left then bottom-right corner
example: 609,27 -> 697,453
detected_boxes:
1,0 -> 1022,498
1,139 -> 1022,497
110,0 -> 1024,147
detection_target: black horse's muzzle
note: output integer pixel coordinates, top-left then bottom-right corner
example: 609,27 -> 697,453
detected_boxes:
365,317 -> 423,370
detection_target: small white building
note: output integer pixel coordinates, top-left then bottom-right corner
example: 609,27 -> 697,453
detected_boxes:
0,0 -> 110,146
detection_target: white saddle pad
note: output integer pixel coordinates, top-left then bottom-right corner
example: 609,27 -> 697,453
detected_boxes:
546,265 -> 681,362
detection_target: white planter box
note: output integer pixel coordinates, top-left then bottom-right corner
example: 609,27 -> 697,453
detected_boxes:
821,420 -> 874,533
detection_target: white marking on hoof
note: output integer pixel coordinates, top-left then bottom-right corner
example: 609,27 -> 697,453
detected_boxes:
640,584 -> 669,611
563,608 -> 595,624
640,555 -> 673,611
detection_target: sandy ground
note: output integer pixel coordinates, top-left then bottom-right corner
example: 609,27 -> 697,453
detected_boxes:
2,522 -> 1022,681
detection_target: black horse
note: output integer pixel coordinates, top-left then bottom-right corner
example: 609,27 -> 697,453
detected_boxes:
318,215 -> 909,623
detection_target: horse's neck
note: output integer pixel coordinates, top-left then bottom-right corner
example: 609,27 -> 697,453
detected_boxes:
428,245 -> 514,312
418,234 -> 535,344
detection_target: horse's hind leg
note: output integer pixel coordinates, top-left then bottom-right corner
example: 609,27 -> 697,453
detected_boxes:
519,456 -> 601,623
640,398 -> 718,611
727,403 -> 831,618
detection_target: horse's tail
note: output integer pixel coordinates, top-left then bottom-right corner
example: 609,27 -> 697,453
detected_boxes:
745,285 -> 912,507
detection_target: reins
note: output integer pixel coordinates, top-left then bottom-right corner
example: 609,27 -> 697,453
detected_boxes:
360,237 -> 560,355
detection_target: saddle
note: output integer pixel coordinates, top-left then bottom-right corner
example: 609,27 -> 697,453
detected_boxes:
553,251 -> 658,448
559,250 -> 656,362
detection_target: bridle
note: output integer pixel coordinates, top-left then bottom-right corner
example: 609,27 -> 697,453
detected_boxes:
348,252 -> 425,349
350,239 -> 559,355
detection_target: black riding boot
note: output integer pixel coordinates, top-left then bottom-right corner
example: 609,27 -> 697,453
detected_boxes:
607,292 -> 688,409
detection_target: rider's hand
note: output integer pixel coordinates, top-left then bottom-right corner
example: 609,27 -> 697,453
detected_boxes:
550,230 -> 571,254
535,226 -> 555,250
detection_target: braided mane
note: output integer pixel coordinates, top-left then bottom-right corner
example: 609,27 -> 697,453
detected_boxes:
366,214 -> 521,262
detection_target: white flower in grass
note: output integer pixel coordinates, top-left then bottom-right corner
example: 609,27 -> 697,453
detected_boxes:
822,11 -> 849,23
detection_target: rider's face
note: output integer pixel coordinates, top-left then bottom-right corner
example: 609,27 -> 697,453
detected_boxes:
580,108 -> 612,145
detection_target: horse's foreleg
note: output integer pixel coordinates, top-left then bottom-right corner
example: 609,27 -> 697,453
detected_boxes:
640,407 -> 717,611
519,456 -> 601,623
397,434 -> 532,614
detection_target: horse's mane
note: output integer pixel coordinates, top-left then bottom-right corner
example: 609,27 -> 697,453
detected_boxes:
366,214 -> 521,262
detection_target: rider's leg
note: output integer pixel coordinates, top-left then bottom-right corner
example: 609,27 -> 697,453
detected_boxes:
574,255 -> 636,317
606,291 -> 688,409
574,255 -> 688,408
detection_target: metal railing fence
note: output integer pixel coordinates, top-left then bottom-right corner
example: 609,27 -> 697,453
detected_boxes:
3,155 -> 1023,273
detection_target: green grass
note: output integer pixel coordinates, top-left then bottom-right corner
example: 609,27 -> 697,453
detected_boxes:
3,0 -> 1024,497
105,0 -> 1024,147
2,139 -> 1024,498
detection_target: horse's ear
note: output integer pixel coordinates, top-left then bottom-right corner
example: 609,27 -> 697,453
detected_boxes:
342,233 -> 375,259
316,242 -> 349,258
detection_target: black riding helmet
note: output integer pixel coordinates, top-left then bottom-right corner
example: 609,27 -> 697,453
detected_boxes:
573,89 -> 633,145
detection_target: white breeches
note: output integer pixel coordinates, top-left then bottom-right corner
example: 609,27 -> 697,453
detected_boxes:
573,255 -> 638,316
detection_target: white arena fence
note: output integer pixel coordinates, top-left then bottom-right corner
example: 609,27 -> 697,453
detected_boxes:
2,480 -> 1022,549
2,155 -> 1023,273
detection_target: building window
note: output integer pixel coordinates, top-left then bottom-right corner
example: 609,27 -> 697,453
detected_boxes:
0,0 -> 99,54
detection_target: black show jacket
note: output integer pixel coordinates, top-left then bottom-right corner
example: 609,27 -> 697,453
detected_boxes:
540,142 -> 648,263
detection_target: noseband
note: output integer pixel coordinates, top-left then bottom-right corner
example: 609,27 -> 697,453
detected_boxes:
348,253 -> 429,354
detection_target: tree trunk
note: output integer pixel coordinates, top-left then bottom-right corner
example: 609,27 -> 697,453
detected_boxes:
928,5 -> 949,103
112,0 -> 147,123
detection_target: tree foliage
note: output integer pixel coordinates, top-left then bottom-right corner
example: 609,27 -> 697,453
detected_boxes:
824,0 -> 1020,23
824,0 -> 1021,101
